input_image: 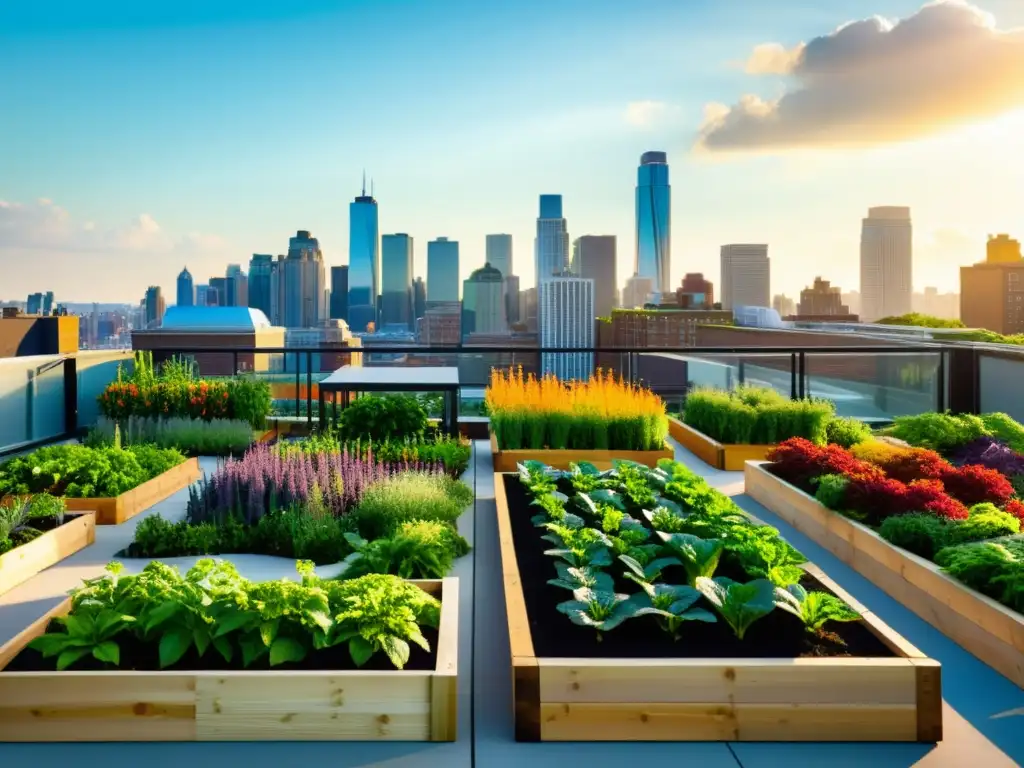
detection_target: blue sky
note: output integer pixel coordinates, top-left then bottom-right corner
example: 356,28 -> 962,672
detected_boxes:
2,0 -> 1023,303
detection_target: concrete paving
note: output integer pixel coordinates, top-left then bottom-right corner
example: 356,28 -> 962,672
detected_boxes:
0,442 -> 1022,767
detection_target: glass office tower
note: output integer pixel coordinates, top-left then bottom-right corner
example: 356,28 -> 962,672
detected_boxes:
348,181 -> 379,333
635,151 -> 671,297
381,234 -> 414,329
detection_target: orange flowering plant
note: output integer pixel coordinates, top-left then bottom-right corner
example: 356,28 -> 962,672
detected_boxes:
485,367 -> 667,451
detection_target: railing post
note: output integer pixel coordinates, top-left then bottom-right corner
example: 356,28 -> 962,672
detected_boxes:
63,356 -> 78,437
797,352 -> 806,399
936,351 -> 946,413
294,351 -> 300,418
790,353 -> 798,400
306,351 -> 313,428
946,347 -> 979,415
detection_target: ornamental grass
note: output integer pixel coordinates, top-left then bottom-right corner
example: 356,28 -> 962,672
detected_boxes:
485,367 -> 667,451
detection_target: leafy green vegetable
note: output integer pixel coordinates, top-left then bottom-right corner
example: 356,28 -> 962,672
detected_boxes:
548,562 -> 615,592
628,581 -> 716,639
656,532 -> 724,585
555,587 -> 643,638
693,576 -> 777,640
775,584 -> 860,632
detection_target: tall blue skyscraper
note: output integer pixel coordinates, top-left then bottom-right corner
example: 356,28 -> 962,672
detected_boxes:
176,268 -> 194,307
427,237 -> 460,306
635,151 -> 671,298
248,254 -> 274,319
348,176 -> 379,333
381,234 -> 414,330
535,195 -> 569,283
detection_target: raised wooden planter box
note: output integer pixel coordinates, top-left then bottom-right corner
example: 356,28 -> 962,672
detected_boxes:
62,457 -> 203,525
495,472 -> 942,742
489,433 -> 673,472
745,460 -> 1024,689
0,514 -> 95,597
0,578 -> 459,742
668,418 -> 772,471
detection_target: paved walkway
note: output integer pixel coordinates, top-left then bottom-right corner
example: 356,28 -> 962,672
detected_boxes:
0,443 -> 1021,767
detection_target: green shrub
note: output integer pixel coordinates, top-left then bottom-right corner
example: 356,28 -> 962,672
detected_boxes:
128,508 -> 354,565
337,519 -> 470,579
878,513 -> 952,559
226,377 -> 273,429
812,474 -> 850,510
336,395 -> 428,443
354,472 -> 472,539
979,413 -> 1024,454
825,417 -> 873,449
290,432 -> 471,477
885,412 -> 989,453
0,444 -> 185,498
681,386 -> 835,446
89,416 -> 255,456
935,535 -> 1024,610
946,503 -> 1021,545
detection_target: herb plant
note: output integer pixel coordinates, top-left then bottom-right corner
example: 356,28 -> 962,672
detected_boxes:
693,577 -> 778,640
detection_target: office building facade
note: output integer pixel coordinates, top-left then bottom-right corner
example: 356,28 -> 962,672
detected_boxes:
961,234 -> 1024,334
381,234 -> 414,330
486,234 -> 513,278
539,276 -> 594,381
248,254 -> 274,319
427,237 -> 460,306
860,206 -> 913,321
462,263 -> 506,339
330,265 -> 349,322
278,230 -> 327,328
348,183 -> 379,333
720,244 -> 770,310
572,235 -> 617,318
636,151 -> 671,297
176,268 -> 194,307
536,195 -> 569,283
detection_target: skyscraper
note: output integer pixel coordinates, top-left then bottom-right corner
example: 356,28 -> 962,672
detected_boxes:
413,277 -> 427,322
26,293 -> 43,314
462,263 -> 507,339
486,234 -> 513,278
427,237 -> 460,306
720,245 -> 770,310
571,235 -> 617,318
539,276 -> 594,381
144,286 -> 165,327
635,151 -> 671,297
279,230 -> 327,328
176,268 -> 194,307
330,265 -> 349,322
536,195 -> 569,283
248,254 -> 274,319
381,234 -> 414,330
860,206 -> 913,322
504,274 -> 521,325
348,178 -> 380,333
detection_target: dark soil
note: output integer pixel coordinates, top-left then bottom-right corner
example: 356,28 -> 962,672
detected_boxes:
503,475 -> 894,659
4,513 -> 88,548
3,625 -> 438,673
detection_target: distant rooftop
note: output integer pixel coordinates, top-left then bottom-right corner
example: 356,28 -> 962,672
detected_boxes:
158,306 -> 273,332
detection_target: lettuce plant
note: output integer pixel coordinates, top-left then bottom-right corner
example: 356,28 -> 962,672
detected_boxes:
628,581 -> 716,639
555,587 -> 643,639
693,576 -> 777,640
548,562 -> 615,592
656,532 -> 724,585
775,584 -> 860,633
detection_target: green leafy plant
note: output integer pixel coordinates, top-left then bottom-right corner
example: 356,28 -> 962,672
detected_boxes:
28,559 -> 441,671
335,394 -> 428,443
681,385 -> 835,446
555,587 -> 643,639
548,562 -> 615,592
775,584 -> 860,633
883,412 -> 989,453
88,415 -> 255,457
627,580 -> 717,639
655,532 -> 723,585
693,576 -> 778,640
813,474 -> 850,510
336,520 -> 468,580
878,513 -> 952,559
354,472 -> 471,539
825,416 -> 874,449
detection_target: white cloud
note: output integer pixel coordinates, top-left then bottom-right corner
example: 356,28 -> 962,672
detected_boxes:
698,1 -> 1024,152
624,100 -> 680,128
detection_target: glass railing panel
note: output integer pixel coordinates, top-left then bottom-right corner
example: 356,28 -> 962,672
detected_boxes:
979,353 -> 1024,423
803,351 -> 941,424
77,350 -> 134,429
0,355 -> 67,452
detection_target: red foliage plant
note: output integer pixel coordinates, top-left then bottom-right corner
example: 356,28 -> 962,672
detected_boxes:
874,447 -> 950,484
1004,499 -> 1024,524
844,475 -> 969,526
938,463 -> 1014,507
767,438 -> 883,492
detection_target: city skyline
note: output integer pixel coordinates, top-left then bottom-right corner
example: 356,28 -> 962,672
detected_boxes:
2,0 -> 1024,302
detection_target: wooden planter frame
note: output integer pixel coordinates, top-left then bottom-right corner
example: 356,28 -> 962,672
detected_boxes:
0,578 -> 458,742
745,460 -> 1024,689
494,472 -> 942,742
0,513 -> 95,597
668,418 -> 772,471
62,457 -> 203,525
489,433 -> 673,472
